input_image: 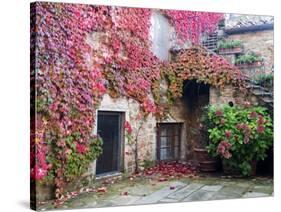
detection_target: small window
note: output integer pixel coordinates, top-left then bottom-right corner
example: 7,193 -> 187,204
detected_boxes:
157,123 -> 182,160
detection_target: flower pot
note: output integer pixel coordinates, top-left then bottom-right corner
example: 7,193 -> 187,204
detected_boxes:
219,47 -> 243,54
194,148 -> 219,172
222,161 -> 239,175
235,61 -> 262,69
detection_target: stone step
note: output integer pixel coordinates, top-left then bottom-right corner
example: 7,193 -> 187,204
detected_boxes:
246,84 -> 270,93
261,97 -> 273,104
251,90 -> 273,97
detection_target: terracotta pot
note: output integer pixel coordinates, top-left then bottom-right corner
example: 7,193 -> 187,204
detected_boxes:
236,61 -> 262,69
194,148 -> 219,172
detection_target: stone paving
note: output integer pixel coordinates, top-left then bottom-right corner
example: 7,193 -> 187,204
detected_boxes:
38,176 -> 273,210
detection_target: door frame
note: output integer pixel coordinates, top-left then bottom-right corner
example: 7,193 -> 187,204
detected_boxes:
96,110 -> 125,176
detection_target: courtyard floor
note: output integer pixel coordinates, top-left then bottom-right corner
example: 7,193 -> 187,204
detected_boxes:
38,174 -> 273,210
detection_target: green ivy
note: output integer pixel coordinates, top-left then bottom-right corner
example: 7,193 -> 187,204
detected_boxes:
42,135 -> 103,184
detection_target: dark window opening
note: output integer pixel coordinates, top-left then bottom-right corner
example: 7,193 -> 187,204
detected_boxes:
182,80 -> 210,111
157,123 -> 182,161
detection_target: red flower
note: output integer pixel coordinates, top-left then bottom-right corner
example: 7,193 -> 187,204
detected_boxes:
249,111 -> 258,119
225,130 -> 232,139
31,165 -> 48,180
215,110 -> 223,117
257,115 -> 264,125
125,121 -> 132,134
217,140 -> 232,159
76,142 -> 87,154
243,136 -> 250,144
224,151 -> 232,159
257,125 -> 265,134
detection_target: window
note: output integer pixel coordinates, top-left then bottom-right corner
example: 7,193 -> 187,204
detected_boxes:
157,123 -> 182,160
150,12 -> 172,61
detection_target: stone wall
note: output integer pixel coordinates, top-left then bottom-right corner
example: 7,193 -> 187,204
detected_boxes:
225,29 -> 274,73
92,94 -> 157,174
210,85 -> 235,105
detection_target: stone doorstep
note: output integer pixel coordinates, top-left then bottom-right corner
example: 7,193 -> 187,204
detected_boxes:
134,181 -> 187,204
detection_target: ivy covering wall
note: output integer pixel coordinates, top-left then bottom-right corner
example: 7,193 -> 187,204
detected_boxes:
30,2 -> 244,202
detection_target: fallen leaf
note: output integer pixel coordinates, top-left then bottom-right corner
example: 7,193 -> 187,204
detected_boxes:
97,187 -> 107,193
158,177 -> 168,182
121,191 -> 129,196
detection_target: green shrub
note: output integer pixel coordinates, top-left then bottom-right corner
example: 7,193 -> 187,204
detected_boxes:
206,104 -> 273,176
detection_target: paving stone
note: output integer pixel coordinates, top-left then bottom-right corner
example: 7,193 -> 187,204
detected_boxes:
159,198 -> 179,203
110,195 -> 142,206
219,186 -> 247,195
252,185 -> 273,194
134,181 -> 186,204
201,185 -> 223,192
127,184 -> 155,196
183,190 -> 216,202
168,183 -> 204,200
243,192 -> 270,198
209,191 -> 241,200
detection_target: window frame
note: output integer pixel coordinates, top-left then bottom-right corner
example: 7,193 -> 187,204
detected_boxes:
156,123 -> 182,161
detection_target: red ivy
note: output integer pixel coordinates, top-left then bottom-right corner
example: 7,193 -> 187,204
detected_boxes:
31,2 -> 231,201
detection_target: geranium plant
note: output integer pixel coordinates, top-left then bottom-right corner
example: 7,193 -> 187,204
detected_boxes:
235,52 -> 262,65
217,39 -> 242,50
206,104 -> 273,176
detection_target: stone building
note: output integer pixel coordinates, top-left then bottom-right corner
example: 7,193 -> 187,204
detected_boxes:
224,14 -> 273,68
89,13 -> 272,178
35,12 -> 274,201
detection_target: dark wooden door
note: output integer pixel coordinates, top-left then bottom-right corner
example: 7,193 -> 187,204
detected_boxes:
96,111 -> 122,175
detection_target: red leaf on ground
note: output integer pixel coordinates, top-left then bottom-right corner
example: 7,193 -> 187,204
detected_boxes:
158,177 -> 168,182
97,187 -> 107,193
121,191 -> 129,196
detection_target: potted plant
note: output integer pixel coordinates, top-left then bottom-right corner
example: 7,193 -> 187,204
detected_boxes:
206,104 -> 273,176
217,40 -> 243,54
235,53 -> 262,68
193,108 -> 220,172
